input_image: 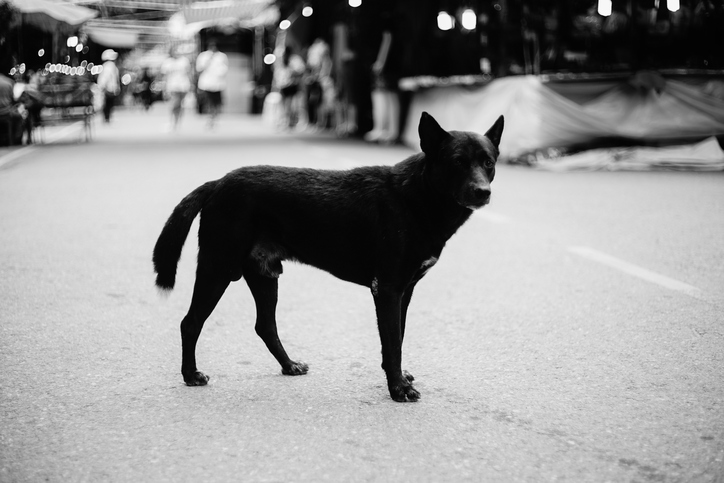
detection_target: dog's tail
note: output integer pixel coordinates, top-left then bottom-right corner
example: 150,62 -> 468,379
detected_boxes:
153,180 -> 218,291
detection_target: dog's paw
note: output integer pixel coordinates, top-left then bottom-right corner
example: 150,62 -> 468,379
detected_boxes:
388,380 -> 421,402
183,370 -> 210,386
402,370 -> 415,382
282,361 -> 309,376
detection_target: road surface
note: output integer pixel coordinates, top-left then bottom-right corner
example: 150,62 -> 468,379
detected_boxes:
1,108 -> 722,482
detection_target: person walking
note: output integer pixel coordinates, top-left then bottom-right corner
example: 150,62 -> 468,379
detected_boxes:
272,46 -> 305,130
306,38 -> 334,130
97,49 -> 121,123
195,41 -> 228,129
364,24 -> 401,144
160,46 -> 191,131
0,74 -> 23,145
138,68 -> 154,111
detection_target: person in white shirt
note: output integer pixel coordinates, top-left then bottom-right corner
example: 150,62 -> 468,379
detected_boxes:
97,49 -> 120,123
196,41 -> 228,129
161,46 -> 191,130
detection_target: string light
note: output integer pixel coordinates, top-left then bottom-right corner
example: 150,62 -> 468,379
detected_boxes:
461,9 -> 476,30
597,0 -> 612,16
437,12 -> 454,31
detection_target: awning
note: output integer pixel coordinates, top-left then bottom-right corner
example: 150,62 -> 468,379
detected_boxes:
84,26 -> 140,49
82,19 -> 170,49
10,0 -> 98,35
169,0 -> 278,38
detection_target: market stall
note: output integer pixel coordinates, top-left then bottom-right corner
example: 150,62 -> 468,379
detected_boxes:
402,72 -> 724,170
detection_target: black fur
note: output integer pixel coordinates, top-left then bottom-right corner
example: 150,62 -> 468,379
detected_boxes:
153,112 -> 504,402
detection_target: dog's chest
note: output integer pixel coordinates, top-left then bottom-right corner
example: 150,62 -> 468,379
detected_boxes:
420,256 -> 438,273
412,256 -> 439,282
370,256 -> 439,296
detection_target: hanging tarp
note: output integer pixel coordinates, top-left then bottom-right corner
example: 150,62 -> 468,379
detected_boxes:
534,137 -> 724,172
10,0 -> 98,35
168,0 -> 277,39
402,74 -> 724,165
84,26 -> 139,49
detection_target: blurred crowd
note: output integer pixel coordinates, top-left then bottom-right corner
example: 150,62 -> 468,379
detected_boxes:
266,34 -> 400,146
1,32 -> 401,146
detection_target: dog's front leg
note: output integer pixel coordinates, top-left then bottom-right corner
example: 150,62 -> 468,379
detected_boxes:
399,284 -> 416,384
373,286 -> 420,402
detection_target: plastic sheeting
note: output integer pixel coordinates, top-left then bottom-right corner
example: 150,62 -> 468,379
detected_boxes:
168,0 -> 277,39
10,0 -> 98,35
402,75 -> 724,167
85,27 -> 139,49
534,137 -> 724,172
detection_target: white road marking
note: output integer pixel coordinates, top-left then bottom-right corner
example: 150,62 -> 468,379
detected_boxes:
0,145 -> 37,169
44,122 -> 84,143
0,122 -> 83,169
567,246 -> 707,301
475,210 -> 512,224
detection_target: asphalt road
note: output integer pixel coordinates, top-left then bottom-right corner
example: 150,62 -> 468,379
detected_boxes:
1,108 -> 722,482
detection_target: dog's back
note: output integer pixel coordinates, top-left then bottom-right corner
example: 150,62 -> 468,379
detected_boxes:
187,158 -> 430,287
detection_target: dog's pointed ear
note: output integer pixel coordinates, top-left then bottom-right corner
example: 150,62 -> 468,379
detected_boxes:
419,112 -> 449,155
485,115 -> 505,149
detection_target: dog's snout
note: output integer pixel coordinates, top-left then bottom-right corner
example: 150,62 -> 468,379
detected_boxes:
473,187 -> 491,203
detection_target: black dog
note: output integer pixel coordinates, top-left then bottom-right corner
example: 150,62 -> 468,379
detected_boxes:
153,112 -> 504,402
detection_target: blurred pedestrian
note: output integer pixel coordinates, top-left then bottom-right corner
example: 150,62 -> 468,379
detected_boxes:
333,23 -> 357,137
0,73 -> 23,145
272,46 -> 305,130
196,41 -> 228,129
365,25 -> 400,144
161,46 -> 191,131
138,68 -> 154,111
97,49 -> 121,123
15,71 -> 42,143
306,38 -> 334,130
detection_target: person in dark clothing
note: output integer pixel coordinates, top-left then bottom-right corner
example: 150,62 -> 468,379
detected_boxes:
0,74 -> 24,146
139,68 -> 154,110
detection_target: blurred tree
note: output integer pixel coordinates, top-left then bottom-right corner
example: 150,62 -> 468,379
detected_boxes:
0,1 -> 19,73
0,1 -> 18,43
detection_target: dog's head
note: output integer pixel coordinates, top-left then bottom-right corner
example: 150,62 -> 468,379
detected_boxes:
419,112 -> 504,210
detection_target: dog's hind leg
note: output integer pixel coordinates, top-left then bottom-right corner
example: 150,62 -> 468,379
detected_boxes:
242,263 -> 309,376
180,265 -> 230,386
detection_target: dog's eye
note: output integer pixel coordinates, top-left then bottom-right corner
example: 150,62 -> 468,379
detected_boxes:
484,159 -> 495,169
453,157 -> 469,167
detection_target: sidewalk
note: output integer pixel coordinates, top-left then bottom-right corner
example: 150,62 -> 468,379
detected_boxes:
0,103 -> 339,168
89,104 -> 282,144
